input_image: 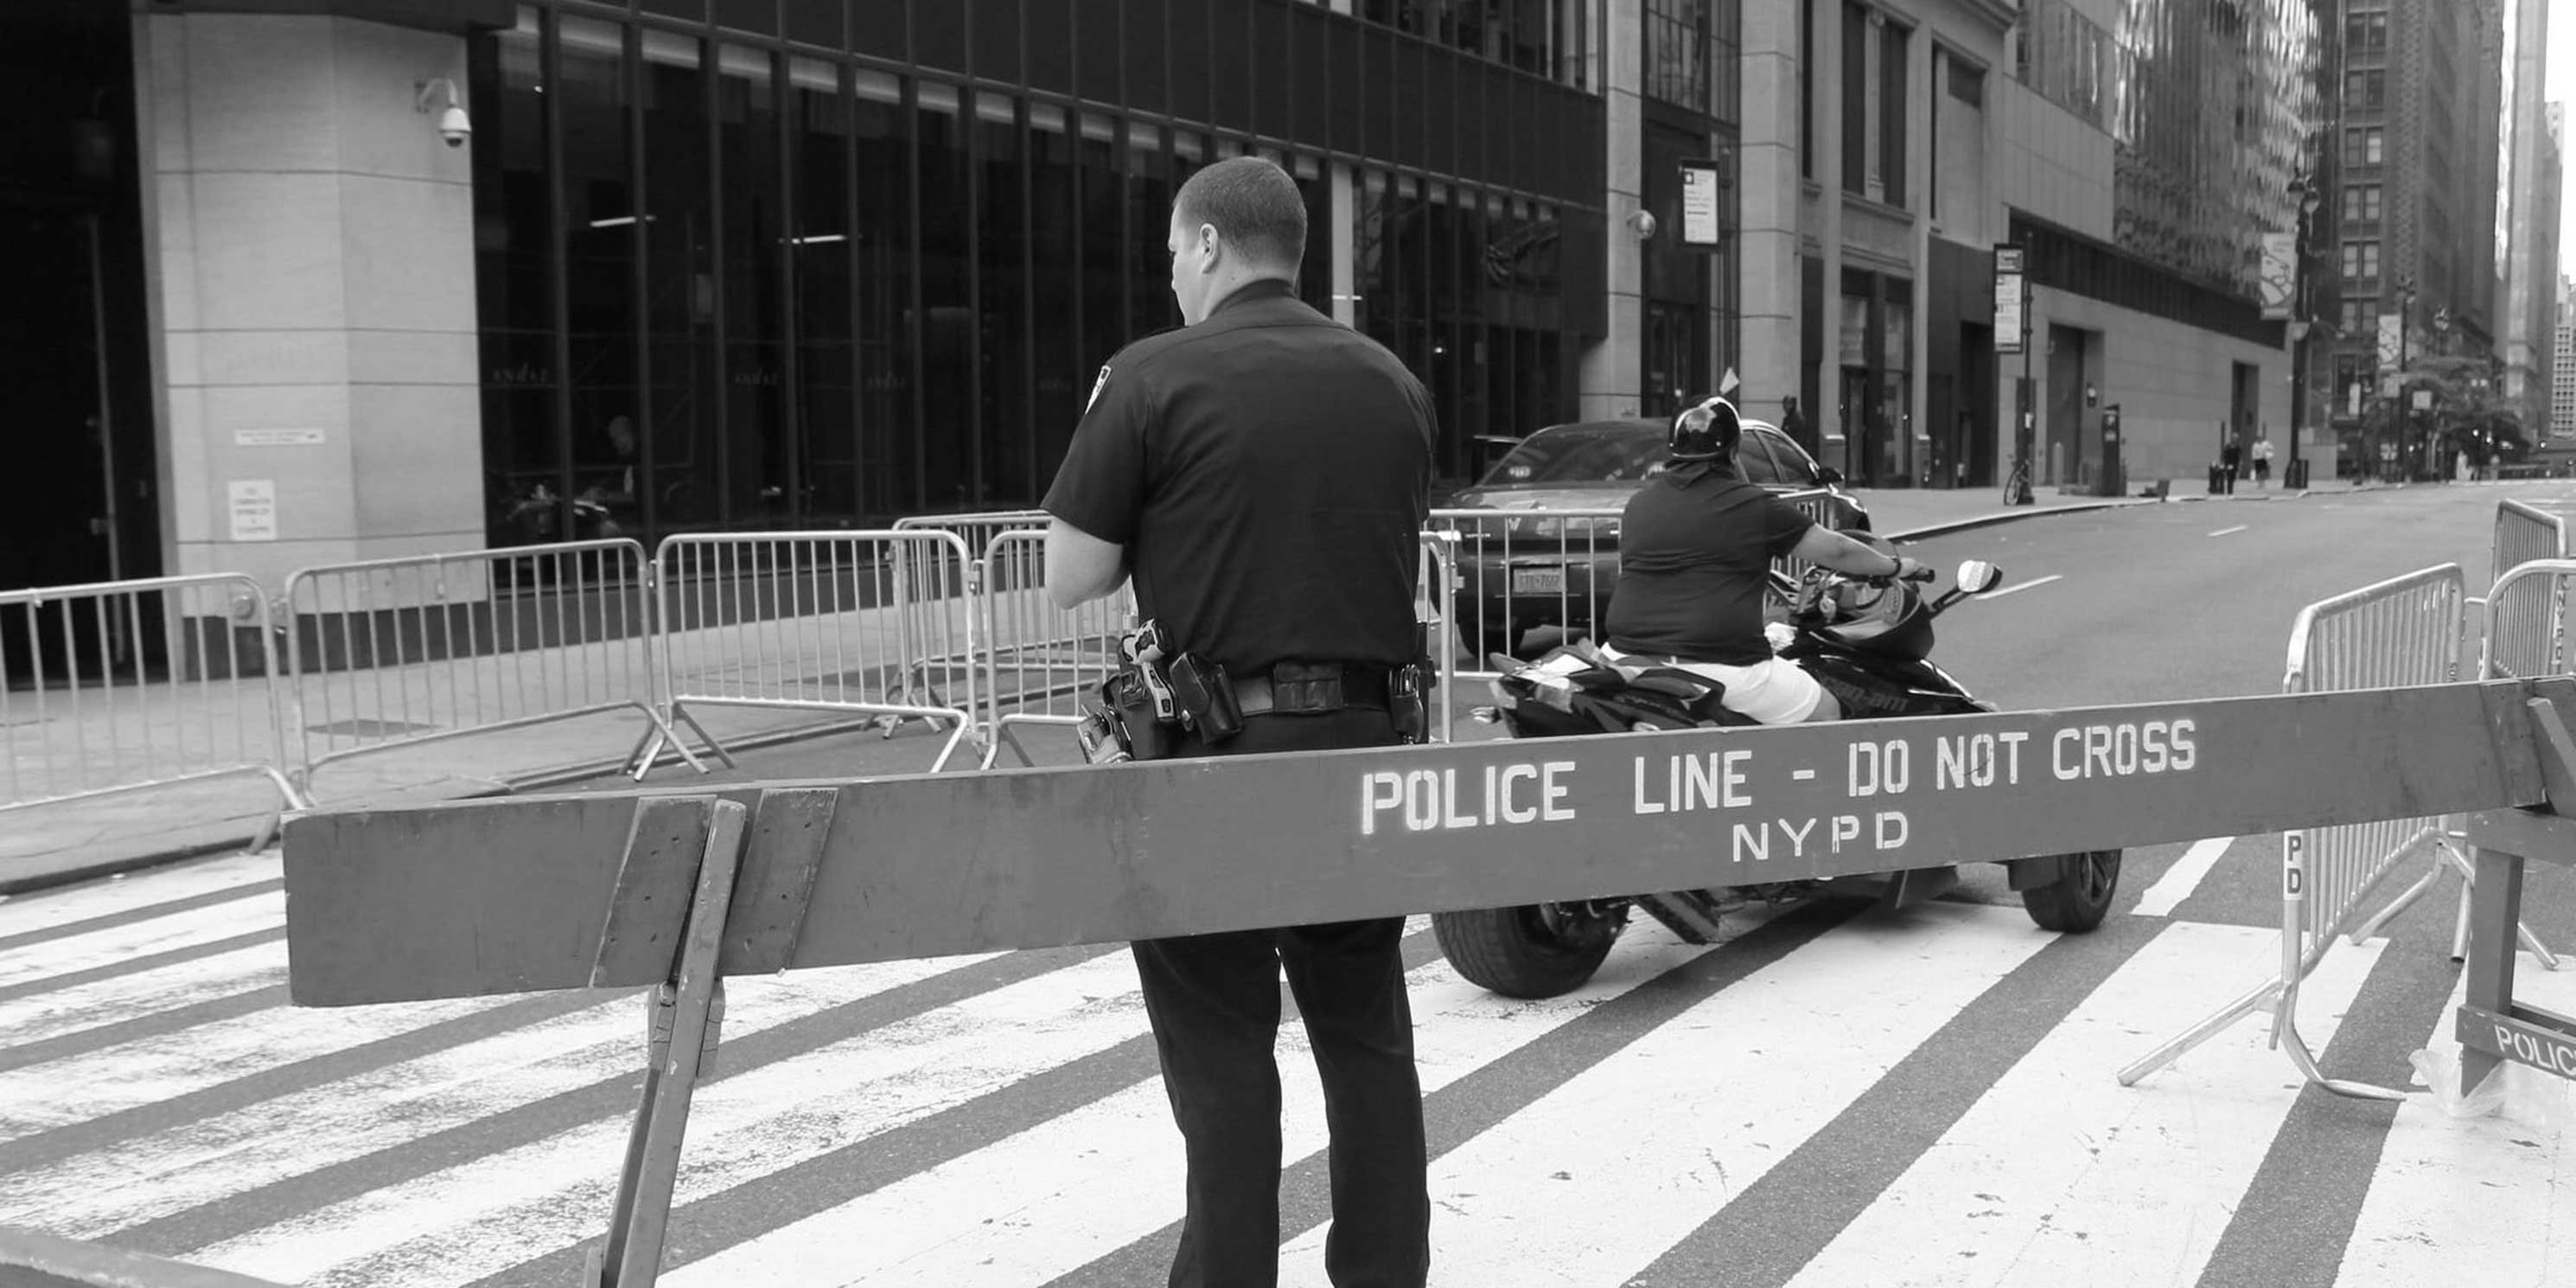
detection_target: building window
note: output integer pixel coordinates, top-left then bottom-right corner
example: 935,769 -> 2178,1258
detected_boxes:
2341,299 -> 2375,337
1799,0 -> 1813,179
2341,240 -> 2380,280
1840,2 -> 1867,194
1362,0 -> 1597,92
2344,10 -> 2388,56
1643,0 -> 1709,112
1878,18 -> 1908,207
2341,184 -> 2382,225
2343,69 -> 2386,114
2344,126 -> 2384,167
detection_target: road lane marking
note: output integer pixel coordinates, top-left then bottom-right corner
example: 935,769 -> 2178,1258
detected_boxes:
2209,524 -> 2250,537
1274,903 -> 2053,1287
1782,923 -> 2383,1288
0,853 -> 279,942
666,921 -> 1718,1288
1978,574 -> 2063,600
2339,952 -> 2576,1288
0,955 -> 994,1235
2130,836 -> 2235,917
184,949 -> 1173,1288
0,892 -> 283,989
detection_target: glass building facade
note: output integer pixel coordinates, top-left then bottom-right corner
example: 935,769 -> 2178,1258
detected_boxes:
2015,0 -> 2324,302
469,0 -> 1607,548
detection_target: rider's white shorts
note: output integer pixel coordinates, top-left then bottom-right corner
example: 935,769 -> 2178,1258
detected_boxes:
1596,644 -> 1829,725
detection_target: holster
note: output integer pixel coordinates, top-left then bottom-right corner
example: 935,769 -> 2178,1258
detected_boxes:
1086,670 -> 1178,762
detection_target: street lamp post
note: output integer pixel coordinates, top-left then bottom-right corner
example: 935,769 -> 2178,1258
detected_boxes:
2286,175 -> 2323,489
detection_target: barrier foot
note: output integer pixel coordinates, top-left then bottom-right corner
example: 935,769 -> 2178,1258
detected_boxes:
590,796 -> 749,1288
628,706 -> 736,779
2275,979 -> 2407,1102
2119,978 -> 2279,1087
928,719 -> 974,774
979,724 -> 1038,771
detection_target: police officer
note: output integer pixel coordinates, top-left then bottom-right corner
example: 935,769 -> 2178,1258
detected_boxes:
1041,156 -> 1435,1288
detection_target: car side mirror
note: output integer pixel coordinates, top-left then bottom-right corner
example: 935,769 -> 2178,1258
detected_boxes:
1955,560 -> 2004,595
1473,434 -> 1524,472
1815,465 -> 1845,486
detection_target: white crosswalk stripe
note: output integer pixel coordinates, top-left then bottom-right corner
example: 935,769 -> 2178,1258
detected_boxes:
0,856 -> 2566,1288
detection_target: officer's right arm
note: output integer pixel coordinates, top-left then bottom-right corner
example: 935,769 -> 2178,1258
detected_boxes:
1790,526 -> 1915,580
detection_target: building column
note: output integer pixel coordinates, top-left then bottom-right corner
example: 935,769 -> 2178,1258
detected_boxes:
1907,18 -> 1935,485
1329,161 -> 1357,327
135,12 -> 484,595
1737,0 -> 1801,425
1578,0 -> 1646,419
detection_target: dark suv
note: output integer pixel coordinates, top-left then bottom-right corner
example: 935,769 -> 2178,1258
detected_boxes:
1434,417 -> 1869,661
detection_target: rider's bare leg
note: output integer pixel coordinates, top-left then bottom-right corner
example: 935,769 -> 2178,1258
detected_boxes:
1802,688 -> 1842,723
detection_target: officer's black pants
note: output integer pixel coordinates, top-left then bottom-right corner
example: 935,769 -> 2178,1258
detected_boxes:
1133,708 -> 1431,1288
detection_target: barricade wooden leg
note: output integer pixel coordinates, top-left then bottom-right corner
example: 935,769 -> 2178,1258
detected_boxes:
2456,845 -> 2528,1098
588,796 -> 751,1288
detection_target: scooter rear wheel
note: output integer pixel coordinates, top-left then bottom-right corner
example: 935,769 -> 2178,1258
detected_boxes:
2019,850 -> 2121,932
1433,903 -> 1625,999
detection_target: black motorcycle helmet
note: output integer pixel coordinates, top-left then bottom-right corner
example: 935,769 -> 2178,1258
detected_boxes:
1667,395 -> 1744,463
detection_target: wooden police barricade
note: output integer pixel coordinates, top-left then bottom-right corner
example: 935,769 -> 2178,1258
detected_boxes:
0,1222 -> 292,1287
282,679 -> 2576,1286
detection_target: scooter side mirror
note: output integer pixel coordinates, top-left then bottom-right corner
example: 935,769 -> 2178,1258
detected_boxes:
1955,561 -> 2005,595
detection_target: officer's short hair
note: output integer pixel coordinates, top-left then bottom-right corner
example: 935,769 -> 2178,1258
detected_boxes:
1174,156 -> 1307,271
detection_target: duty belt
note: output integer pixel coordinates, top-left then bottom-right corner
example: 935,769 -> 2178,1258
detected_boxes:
1232,665 -> 1393,717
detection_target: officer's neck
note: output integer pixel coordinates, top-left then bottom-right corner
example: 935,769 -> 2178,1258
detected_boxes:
1196,273 -> 1295,321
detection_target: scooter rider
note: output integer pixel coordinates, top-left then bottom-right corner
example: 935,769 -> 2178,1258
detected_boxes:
1597,395 -> 1929,724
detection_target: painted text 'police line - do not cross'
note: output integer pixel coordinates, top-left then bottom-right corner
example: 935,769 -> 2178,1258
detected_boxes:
1359,718 -> 2201,866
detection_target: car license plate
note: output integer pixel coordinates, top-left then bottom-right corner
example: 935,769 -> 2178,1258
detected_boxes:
1511,564 -> 1566,595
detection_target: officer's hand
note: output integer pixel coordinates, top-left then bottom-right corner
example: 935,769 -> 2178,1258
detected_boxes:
1895,556 -> 1935,583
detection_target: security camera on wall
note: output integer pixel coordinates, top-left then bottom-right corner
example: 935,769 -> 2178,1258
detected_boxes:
417,78 -> 470,150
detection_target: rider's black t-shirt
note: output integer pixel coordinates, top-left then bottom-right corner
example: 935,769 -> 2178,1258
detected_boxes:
1603,469 -> 1815,665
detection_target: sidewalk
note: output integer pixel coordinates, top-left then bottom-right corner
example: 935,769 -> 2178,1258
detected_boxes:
0,476 -> 2377,896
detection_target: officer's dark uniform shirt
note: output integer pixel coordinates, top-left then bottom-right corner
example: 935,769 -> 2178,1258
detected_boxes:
1602,469 -> 1814,666
1043,279 -> 1435,677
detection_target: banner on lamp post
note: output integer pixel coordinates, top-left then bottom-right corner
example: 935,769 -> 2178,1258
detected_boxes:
2377,315 -> 2404,395
1993,245 -> 2025,354
2259,233 -> 2296,322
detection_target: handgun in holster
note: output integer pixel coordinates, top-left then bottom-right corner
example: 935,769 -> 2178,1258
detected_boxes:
1387,621 -> 1439,743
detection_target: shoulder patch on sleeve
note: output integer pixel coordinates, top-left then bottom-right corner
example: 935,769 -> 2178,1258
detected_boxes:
1084,364 -> 1113,416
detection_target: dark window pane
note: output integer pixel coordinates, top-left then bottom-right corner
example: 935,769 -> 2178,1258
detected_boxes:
916,1 -> 968,74
790,58 -> 856,524
641,0 -> 706,20
851,0 -> 905,59
1125,0 -> 1168,112
560,17 -> 647,542
1078,112 -> 1126,369
641,31 -> 717,532
1030,107 -> 1081,494
470,10 -> 558,548
977,98 -> 1029,506
714,0 -> 777,35
1879,20 -> 1905,205
1125,122 -> 1177,338
1840,3 -> 1866,194
1076,1 -> 1121,100
782,0 -> 838,48
855,72 -> 915,518
916,83 -> 973,509
1028,0 -> 1073,92
1212,2 -> 1257,131
1168,0 -> 1211,124
716,45 -> 785,526
974,0 -> 1021,84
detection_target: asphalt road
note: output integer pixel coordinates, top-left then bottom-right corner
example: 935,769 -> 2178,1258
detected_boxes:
3,482 -> 2573,1287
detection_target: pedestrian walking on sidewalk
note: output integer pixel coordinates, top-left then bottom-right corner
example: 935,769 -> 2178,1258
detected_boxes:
2220,436 -> 2242,494
1040,156 -> 1436,1288
2250,435 -> 2273,488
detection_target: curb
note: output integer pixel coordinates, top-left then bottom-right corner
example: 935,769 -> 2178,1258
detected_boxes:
1884,484 -> 2386,543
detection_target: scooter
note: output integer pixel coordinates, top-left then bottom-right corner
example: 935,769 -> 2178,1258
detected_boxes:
1431,556 -> 2121,999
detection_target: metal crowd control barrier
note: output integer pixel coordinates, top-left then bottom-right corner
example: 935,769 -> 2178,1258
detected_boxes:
889,511 -> 1050,723
652,531 -> 982,773
977,528 -> 1134,768
281,539 -> 708,794
1,572 -> 309,839
2120,565 -> 2490,1098
283,678 -> 2575,1285
0,1222 -> 290,1287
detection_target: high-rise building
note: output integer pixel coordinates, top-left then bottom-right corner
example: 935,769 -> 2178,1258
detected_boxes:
2501,0 -> 2559,440
2554,275 -> 2576,440
2323,0 -> 2508,477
